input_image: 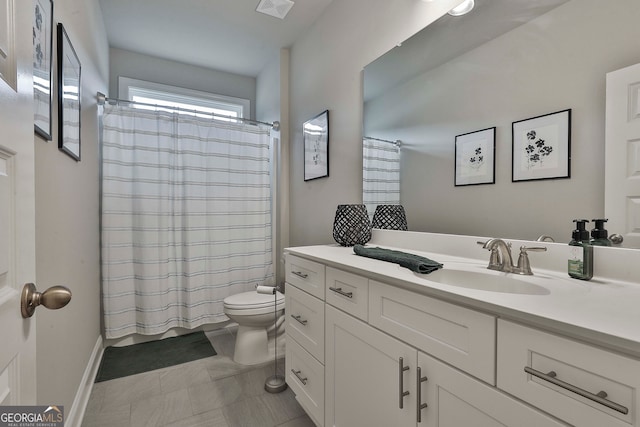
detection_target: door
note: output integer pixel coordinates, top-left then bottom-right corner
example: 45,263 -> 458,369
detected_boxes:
325,305 -> 416,427
418,351 -> 567,427
605,62 -> 640,248
0,1 -> 37,403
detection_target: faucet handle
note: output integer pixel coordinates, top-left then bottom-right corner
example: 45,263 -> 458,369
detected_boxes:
516,246 -> 547,275
520,246 -> 547,253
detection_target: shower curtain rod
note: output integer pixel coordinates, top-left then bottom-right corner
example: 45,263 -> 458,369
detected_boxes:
96,92 -> 280,131
364,136 -> 401,147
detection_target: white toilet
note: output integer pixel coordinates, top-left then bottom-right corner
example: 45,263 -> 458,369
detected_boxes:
223,290 -> 285,365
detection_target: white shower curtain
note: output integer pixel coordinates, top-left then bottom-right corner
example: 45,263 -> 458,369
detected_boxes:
100,104 -> 274,339
362,138 -> 401,220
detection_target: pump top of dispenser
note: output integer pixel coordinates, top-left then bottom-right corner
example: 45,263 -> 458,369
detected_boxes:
591,218 -> 609,239
572,219 -> 589,241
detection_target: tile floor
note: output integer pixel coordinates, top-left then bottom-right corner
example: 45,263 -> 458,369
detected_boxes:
82,329 -> 314,427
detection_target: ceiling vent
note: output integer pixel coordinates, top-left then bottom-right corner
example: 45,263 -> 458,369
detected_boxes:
256,0 -> 295,20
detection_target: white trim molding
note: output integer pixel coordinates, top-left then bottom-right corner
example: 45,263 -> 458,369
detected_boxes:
65,335 -> 104,427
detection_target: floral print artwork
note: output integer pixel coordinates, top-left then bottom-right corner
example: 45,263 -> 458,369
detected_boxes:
520,124 -> 559,171
455,127 -> 495,186
461,142 -> 487,176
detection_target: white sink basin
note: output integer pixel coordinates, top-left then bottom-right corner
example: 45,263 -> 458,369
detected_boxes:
425,266 -> 550,295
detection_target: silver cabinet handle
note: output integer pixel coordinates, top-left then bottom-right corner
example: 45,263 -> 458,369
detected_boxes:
329,286 -> 353,298
417,366 -> 428,422
291,369 -> 308,385
524,367 -> 629,415
291,271 -> 308,279
398,357 -> 410,409
290,314 -> 308,325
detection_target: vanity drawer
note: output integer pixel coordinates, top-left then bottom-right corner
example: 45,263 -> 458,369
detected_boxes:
285,283 -> 325,363
286,254 -> 325,300
286,336 -> 324,427
325,267 -> 368,321
368,280 -> 496,384
497,319 -> 640,427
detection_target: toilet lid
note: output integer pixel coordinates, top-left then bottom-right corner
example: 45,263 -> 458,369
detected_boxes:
224,290 -> 284,310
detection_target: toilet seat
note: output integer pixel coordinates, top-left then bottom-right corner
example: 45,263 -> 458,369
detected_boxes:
223,290 -> 284,316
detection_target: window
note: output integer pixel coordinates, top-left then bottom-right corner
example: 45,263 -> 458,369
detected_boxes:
118,77 -> 250,122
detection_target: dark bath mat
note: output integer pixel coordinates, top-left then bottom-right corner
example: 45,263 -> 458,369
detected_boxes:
95,331 -> 217,382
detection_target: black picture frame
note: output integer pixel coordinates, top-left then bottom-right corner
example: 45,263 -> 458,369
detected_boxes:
57,23 -> 81,161
454,127 -> 496,186
303,110 -> 329,181
512,109 -> 571,182
33,0 -> 54,140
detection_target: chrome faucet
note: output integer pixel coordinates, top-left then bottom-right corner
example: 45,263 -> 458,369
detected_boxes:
481,238 -> 514,272
478,239 -> 547,275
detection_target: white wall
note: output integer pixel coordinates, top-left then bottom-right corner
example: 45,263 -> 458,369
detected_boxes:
288,0 -> 462,246
364,0 -> 640,242
109,48 -> 257,119
256,49 -> 291,285
34,0 -> 109,413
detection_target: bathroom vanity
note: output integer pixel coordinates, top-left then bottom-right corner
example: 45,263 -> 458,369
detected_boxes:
284,230 -> 640,426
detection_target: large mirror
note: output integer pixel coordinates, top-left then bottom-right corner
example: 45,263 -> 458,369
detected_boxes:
363,0 -> 640,246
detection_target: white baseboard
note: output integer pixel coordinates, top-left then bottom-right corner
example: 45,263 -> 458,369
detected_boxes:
65,335 -> 104,427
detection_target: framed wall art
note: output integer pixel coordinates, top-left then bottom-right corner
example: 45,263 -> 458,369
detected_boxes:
512,109 -> 571,182
303,109 -> 329,181
33,0 -> 53,140
454,127 -> 496,186
57,23 -> 81,161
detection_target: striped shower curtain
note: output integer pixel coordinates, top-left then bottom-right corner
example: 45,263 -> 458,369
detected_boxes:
362,138 -> 401,220
100,104 -> 274,339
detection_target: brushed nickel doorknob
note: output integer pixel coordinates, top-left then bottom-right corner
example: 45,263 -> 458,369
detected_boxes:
21,283 -> 72,318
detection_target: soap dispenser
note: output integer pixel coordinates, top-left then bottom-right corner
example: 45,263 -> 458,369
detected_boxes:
590,218 -> 612,246
568,219 -> 593,280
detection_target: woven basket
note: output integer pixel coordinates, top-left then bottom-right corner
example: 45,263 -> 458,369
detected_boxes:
332,204 -> 371,246
371,205 -> 408,231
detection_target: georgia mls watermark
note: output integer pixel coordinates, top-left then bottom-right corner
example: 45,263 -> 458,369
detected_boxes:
0,406 -> 64,427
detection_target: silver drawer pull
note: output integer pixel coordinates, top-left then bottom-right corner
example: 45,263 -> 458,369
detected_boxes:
417,366 -> 428,422
524,367 -> 629,415
398,357 -> 410,409
291,271 -> 308,279
290,314 -> 308,325
291,369 -> 308,385
329,286 -> 353,298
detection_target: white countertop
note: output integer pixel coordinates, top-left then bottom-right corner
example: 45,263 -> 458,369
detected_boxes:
285,240 -> 640,358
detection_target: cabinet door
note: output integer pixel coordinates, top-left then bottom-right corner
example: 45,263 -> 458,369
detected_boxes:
418,352 -> 567,427
325,305 -> 416,427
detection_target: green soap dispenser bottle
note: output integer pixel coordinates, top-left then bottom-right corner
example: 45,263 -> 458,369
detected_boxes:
590,218 -> 612,246
568,219 -> 593,280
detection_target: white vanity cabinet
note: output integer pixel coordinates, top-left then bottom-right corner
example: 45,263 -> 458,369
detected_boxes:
321,266 -> 564,426
285,247 -> 638,427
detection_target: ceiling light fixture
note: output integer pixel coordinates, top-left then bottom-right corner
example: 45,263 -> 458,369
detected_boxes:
256,0 -> 295,20
448,0 -> 474,16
